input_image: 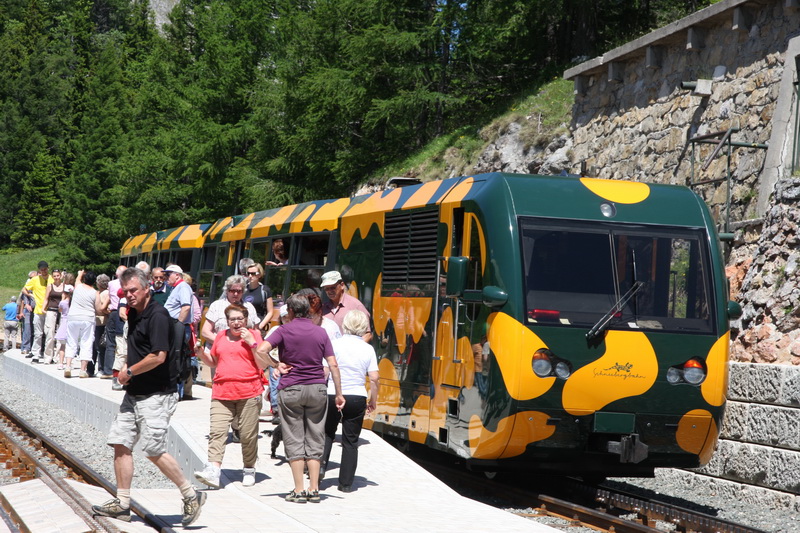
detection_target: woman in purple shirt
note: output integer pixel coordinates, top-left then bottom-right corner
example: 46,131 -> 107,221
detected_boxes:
255,294 -> 345,504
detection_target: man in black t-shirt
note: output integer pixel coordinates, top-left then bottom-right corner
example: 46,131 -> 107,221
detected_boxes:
92,268 -> 206,527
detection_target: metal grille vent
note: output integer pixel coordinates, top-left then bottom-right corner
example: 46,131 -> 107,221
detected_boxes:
383,209 -> 439,285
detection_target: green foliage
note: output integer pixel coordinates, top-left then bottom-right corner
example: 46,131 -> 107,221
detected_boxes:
0,0 -> 718,261
12,150 -> 63,247
0,245 -> 57,305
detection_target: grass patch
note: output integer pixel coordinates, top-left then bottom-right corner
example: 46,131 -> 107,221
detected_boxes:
370,77 -> 574,183
483,78 -> 573,150
0,246 -> 58,306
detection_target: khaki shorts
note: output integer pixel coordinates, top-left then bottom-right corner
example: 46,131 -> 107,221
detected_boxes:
278,384 -> 328,461
107,391 -> 178,456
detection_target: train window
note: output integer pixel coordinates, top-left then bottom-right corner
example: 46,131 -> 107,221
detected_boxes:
201,246 -> 217,270
198,272 -> 213,301
174,250 -> 192,271
251,240 -> 268,267
214,246 -> 226,273
520,218 -> 713,334
268,238 -> 290,266
295,235 -> 328,266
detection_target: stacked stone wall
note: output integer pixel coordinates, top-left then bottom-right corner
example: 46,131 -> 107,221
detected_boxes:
569,3 -> 797,226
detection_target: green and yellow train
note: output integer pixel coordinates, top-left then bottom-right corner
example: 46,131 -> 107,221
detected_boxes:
121,172 -> 739,476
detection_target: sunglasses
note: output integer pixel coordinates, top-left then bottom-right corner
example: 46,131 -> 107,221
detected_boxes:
228,289 -> 243,293
246,271 -> 259,276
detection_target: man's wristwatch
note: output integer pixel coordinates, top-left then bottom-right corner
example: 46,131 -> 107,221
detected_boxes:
126,368 -> 133,378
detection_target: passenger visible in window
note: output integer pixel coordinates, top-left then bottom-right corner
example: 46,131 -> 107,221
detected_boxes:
266,238 -> 289,266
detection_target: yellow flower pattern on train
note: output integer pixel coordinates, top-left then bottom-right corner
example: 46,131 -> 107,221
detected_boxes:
580,177 -> 650,204
562,330 -> 657,415
701,332 -> 729,407
468,412 -> 555,459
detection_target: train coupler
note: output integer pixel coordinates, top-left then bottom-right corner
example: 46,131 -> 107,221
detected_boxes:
607,434 -> 648,463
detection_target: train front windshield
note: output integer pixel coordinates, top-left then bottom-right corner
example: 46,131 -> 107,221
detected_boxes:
520,218 -> 715,335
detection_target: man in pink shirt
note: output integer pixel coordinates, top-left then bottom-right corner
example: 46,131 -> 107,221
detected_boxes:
320,271 -> 372,343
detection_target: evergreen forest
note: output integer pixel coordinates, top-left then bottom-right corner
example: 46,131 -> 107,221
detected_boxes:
0,0 -> 718,272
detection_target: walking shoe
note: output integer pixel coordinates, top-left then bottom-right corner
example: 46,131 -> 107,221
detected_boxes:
337,484 -> 353,493
92,498 -> 131,522
31,358 -> 40,364
64,368 -> 71,378
242,467 -> 256,487
57,364 -> 64,370
194,463 -> 221,489
111,377 -> 123,391
181,490 -> 207,527
285,489 -> 307,503
98,373 -> 113,379
79,371 -> 89,378
306,490 -> 321,503
23,352 -> 33,358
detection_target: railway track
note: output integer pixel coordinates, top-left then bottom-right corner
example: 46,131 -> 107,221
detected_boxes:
411,452 -> 769,533
0,400 -> 174,533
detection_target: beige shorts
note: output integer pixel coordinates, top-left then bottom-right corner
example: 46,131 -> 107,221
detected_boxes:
278,384 -> 328,461
107,391 -> 178,456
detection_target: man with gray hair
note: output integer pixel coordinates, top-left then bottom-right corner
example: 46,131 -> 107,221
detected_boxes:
92,267 -> 206,526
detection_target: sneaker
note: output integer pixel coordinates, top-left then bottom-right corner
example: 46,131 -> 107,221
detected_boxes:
79,371 -> 89,378
31,358 -> 40,364
98,373 -> 113,379
285,489 -> 307,503
64,368 -> 71,378
306,490 -> 320,503
242,467 -> 256,487
181,490 -> 207,527
23,352 -> 33,358
337,484 -> 353,493
92,498 -> 131,522
194,464 -> 221,489
112,377 -> 123,391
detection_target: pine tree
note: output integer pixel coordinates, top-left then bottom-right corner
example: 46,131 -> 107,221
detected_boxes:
12,150 -> 63,247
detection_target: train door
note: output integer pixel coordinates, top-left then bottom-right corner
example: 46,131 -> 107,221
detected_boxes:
437,208 -> 484,390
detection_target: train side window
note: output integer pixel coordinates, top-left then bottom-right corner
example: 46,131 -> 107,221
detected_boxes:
198,272 -> 213,301
268,238 -> 291,265
201,246 -> 217,270
250,240 -> 269,267
296,234 -> 329,266
174,250 -> 192,270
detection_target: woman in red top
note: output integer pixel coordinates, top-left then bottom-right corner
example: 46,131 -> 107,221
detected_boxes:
193,304 -> 264,488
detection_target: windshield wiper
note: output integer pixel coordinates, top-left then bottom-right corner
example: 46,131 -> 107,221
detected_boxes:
586,281 -> 644,341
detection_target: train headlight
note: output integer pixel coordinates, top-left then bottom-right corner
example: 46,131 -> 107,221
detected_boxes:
666,367 -> 682,384
600,202 -> 617,218
666,358 -> 707,385
532,349 -> 553,378
555,360 -> 572,379
682,358 -> 706,385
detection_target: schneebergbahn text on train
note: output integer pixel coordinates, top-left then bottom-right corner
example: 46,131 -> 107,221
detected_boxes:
121,173 -> 740,477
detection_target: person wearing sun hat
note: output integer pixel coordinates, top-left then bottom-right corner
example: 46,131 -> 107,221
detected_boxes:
320,271 -> 372,342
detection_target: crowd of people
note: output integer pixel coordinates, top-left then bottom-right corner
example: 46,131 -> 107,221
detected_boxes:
0,257 -> 380,525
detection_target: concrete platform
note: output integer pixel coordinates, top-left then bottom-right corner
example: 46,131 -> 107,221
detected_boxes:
1,348 -> 555,532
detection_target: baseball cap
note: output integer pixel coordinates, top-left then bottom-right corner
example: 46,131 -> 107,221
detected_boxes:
279,304 -> 288,318
164,265 -> 184,275
320,271 -> 342,288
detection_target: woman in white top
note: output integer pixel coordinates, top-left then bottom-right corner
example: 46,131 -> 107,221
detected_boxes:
320,310 -> 378,492
64,270 -> 103,378
201,275 -> 258,345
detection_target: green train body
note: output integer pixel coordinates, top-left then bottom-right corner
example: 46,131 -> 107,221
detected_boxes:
122,173 -> 736,476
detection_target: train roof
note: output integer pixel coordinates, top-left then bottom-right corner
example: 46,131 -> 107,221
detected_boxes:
120,223 -> 210,256
120,173 -> 713,254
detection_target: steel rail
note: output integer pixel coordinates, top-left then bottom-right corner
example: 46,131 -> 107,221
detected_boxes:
0,400 -> 176,533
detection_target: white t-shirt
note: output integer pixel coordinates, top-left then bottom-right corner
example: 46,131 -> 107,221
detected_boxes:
326,334 -> 379,396
321,317 -> 342,342
205,298 -> 258,334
